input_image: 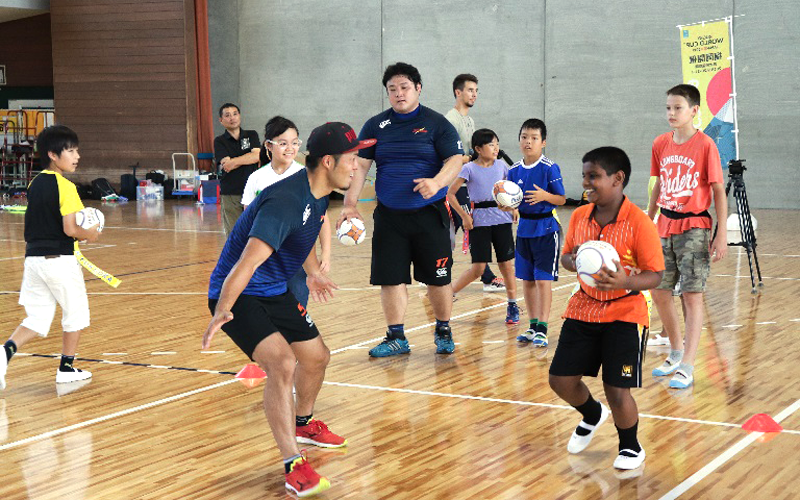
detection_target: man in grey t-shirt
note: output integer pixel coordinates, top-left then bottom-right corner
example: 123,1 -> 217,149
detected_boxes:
444,74 -> 505,292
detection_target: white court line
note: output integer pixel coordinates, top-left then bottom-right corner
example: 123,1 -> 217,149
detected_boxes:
321,381 -> 800,434
0,379 -> 238,451
658,399 -> 800,500
151,352 -> 177,355
329,280 -> 577,355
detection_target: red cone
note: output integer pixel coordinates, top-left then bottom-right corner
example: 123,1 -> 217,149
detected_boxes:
742,413 -> 783,433
235,363 -> 266,379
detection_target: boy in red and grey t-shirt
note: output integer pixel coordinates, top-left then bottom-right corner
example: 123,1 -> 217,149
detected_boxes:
647,84 -> 728,390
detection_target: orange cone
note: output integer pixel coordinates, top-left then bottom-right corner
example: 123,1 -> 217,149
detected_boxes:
742,413 -> 783,433
235,363 -> 266,379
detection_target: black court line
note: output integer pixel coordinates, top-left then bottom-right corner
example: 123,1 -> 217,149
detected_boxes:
25,353 -> 237,376
82,259 -> 217,282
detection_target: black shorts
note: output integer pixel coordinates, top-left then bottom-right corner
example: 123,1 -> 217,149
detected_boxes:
371,200 -> 453,286
208,292 -> 320,360
469,223 -> 515,264
549,318 -> 648,388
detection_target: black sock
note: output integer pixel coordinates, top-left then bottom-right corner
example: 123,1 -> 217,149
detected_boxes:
387,324 -> 405,341
480,265 -> 496,284
59,355 -> 76,372
573,395 -> 602,436
4,340 -> 17,362
536,321 -> 549,336
435,319 -> 450,332
296,414 -> 313,427
616,421 -> 642,453
284,453 -> 303,474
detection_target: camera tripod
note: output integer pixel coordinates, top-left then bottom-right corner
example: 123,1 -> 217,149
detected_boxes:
725,159 -> 763,293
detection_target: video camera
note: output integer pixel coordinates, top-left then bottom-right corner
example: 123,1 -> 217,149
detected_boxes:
728,159 -> 746,176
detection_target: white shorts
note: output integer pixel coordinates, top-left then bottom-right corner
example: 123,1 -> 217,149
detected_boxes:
19,255 -> 90,335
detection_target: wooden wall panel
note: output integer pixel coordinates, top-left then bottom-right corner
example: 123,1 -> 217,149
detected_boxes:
50,0 -> 197,186
0,14 -> 53,87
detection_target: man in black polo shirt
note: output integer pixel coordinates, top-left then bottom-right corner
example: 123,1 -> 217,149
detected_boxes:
213,103 -> 261,234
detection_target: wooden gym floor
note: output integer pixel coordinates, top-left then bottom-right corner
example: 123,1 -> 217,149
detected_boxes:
1,199 -> 798,500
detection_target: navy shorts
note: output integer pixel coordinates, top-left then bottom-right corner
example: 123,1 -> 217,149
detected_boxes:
515,232 -> 560,281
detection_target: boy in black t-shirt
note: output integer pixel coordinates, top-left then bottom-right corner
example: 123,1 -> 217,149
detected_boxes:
1,125 -> 100,391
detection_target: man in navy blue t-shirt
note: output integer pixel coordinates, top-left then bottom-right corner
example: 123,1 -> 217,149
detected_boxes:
339,62 -> 464,357
204,122 -> 375,498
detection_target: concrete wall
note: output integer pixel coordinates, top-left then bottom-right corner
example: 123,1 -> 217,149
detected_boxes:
208,0 -> 239,138
209,0 -> 800,208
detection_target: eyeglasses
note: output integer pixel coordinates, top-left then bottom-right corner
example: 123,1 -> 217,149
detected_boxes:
267,139 -> 302,149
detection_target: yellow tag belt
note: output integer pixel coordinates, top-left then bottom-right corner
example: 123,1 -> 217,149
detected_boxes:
73,241 -> 121,288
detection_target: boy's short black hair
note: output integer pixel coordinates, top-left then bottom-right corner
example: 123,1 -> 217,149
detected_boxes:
264,115 -> 298,141
218,102 -> 240,117
667,84 -> 701,107
382,62 -> 422,88
37,124 -> 79,168
519,118 -> 547,140
452,73 -> 478,98
582,146 -> 631,188
471,128 -> 498,150
304,153 -> 342,173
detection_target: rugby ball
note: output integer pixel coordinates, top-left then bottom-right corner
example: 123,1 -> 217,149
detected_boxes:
337,218 -> 366,246
492,180 -> 523,209
575,240 -> 619,287
75,207 -> 104,232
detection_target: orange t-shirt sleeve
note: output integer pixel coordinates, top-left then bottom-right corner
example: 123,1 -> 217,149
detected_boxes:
562,206 -> 585,255
650,135 -> 664,177
633,211 -> 665,273
705,138 -> 724,185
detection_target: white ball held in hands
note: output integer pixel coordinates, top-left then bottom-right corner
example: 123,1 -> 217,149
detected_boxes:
492,180 -> 523,209
337,218 -> 366,246
575,240 -> 619,288
75,207 -> 105,232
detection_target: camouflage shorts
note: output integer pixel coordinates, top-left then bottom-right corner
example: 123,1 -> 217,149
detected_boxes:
657,228 -> 711,293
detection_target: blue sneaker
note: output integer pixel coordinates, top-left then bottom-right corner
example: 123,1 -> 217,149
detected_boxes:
517,328 -> 536,343
369,336 -> 410,357
434,326 -> 455,354
532,331 -> 548,347
505,303 -> 520,324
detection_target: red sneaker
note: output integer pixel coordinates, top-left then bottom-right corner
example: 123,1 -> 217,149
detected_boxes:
285,454 -> 330,497
296,419 -> 347,448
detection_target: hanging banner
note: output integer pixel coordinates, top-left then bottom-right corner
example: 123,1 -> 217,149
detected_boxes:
679,20 -> 736,168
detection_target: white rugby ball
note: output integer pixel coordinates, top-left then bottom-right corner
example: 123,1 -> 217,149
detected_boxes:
337,218 -> 366,246
575,240 -> 619,288
75,207 -> 104,232
492,180 -> 523,209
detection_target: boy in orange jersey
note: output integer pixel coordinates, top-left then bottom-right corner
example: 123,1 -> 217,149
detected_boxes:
549,147 -> 664,470
648,84 -> 727,389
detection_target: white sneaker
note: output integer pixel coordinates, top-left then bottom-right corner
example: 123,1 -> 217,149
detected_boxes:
649,334 -> 670,346
652,358 -> 680,377
567,402 -> 610,454
613,447 -> 646,470
0,353 -> 7,391
669,369 -> 693,389
56,378 -> 92,397
482,278 -> 505,292
56,369 -> 92,384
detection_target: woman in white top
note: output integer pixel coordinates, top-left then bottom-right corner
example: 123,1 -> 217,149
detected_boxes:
242,116 -> 332,306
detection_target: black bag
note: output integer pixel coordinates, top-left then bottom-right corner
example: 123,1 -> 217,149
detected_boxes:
76,183 -> 94,200
91,178 -> 117,200
120,174 -> 137,200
